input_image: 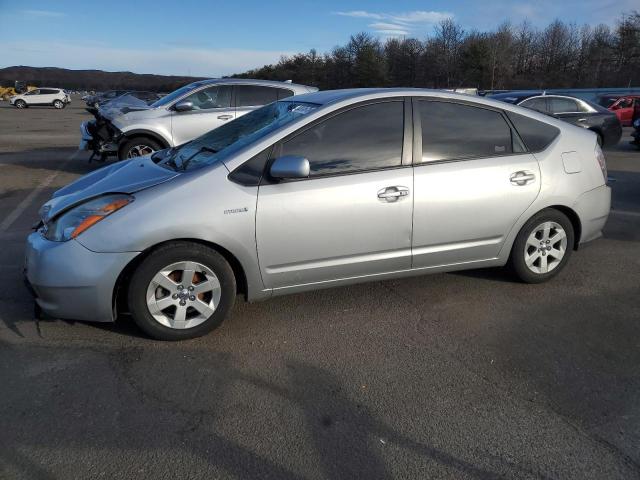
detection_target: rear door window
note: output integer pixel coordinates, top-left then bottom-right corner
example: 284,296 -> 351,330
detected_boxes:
235,85 -> 279,107
549,97 -> 580,114
418,100 -> 518,162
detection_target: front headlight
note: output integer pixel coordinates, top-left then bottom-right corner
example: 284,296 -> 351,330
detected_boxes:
634,118 -> 640,128
44,194 -> 133,242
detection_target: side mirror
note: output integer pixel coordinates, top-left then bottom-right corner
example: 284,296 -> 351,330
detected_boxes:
270,155 -> 310,179
174,100 -> 194,112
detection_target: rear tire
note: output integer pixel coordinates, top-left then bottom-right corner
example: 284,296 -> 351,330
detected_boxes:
127,242 -> 236,341
509,209 -> 574,284
119,136 -> 162,160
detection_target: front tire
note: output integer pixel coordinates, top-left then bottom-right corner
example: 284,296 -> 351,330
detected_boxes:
128,242 -> 236,340
509,209 -> 574,284
14,100 -> 26,109
119,136 -> 162,160
53,99 -> 65,109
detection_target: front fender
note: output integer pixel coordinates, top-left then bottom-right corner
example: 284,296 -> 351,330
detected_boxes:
75,163 -> 268,301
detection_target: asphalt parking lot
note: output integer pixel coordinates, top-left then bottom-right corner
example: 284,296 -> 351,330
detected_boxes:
0,97 -> 639,479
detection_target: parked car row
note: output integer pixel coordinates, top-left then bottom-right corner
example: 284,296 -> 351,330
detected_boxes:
84,90 -> 163,109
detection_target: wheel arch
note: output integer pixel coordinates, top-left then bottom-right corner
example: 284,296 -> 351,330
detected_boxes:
547,205 -> 582,250
112,238 -> 248,319
119,130 -> 171,154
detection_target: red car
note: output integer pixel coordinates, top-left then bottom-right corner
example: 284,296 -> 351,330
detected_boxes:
599,94 -> 640,126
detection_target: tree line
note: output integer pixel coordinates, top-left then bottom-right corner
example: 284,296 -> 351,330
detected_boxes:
233,12 -> 640,91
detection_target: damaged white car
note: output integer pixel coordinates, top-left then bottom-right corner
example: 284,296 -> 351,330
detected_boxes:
79,79 -> 317,160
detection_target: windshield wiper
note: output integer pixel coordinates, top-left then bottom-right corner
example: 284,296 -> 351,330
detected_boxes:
180,145 -> 218,171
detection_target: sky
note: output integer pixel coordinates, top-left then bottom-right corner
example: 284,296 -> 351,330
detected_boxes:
0,0 -> 636,77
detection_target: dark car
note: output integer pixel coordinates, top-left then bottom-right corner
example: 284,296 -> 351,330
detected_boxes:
490,92 -> 622,147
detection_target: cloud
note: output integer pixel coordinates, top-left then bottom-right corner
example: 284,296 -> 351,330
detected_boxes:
2,41 -> 295,76
22,9 -> 66,18
335,11 -> 383,20
334,10 -> 453,37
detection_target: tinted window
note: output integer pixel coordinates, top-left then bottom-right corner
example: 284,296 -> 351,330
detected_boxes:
277,88 -> 294,100
598,96 -> 617,108
183,85 -> 232,110
236,85 -> 279,107
281,101 -> 404,176
40,89 -> 58,94
549,97 -> 579,113
506,111 -> 560,152
419,101 -> 514,162
520,97 -> 549,112
228,148 -> 272,186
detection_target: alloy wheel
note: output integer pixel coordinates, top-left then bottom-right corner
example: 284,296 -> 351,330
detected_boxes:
145,261 -> 221,329
524,221 -> 567,274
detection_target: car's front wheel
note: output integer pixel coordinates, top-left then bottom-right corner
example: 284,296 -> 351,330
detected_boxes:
119,136 -> 162,160
53,99 -> 65,109
509,209 -> 574,283
128,242 -> 236,340
14,100 -> 27,109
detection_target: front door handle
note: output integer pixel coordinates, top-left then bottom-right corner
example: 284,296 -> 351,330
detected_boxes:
217,114 -> 233,120
510,171 -> 536,186
377,186 -> 409,202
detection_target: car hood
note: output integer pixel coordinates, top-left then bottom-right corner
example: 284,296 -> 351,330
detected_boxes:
41,156 -> 178,222
98,94 -> 155,121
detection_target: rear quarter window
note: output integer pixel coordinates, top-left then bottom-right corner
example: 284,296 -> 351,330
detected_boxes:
507,111 -> 560,152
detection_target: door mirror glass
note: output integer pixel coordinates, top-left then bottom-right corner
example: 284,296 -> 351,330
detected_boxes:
270,155 -> 310,179
174,100 -> 194,112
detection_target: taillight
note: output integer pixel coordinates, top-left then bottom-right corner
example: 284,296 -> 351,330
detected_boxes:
595,144 -> 607,184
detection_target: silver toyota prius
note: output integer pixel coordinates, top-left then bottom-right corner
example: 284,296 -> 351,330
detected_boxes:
25,89 -> 611,340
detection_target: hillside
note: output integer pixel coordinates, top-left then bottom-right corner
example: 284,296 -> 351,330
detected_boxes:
0,66 -> 206,92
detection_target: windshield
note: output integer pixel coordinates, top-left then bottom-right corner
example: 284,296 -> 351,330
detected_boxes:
159,101 -> 318,171
151,83 -> 200,108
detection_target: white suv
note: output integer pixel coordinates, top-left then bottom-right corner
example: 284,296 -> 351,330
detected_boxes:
79,79 -> 317,160
10,88 -> 71,109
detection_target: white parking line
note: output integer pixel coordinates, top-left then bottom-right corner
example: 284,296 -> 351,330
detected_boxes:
611,209 -> 640,218
0,150 -> 80,232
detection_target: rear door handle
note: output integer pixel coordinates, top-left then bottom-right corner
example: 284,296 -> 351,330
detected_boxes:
377,186 -> 409,202
510,171 -> 536,186
217,114 -> 233,120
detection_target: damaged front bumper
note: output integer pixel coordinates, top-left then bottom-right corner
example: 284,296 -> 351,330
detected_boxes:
79,117 -> 122,157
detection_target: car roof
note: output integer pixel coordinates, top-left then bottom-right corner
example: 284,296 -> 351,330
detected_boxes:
185,78 -> 316,93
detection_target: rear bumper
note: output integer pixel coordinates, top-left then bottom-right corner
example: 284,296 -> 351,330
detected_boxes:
24,232 -> 139,322
573,184 -> 611,246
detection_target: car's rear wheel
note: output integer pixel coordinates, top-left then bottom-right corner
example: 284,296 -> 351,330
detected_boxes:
15,100 -> 26,109
53,99 -> 64,109
119,137 -> 162,160
509,209 -> 574,283
128,242 -> 236,340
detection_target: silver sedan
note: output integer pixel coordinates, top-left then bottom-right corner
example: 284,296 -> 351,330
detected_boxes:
25,89 -> 611,340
